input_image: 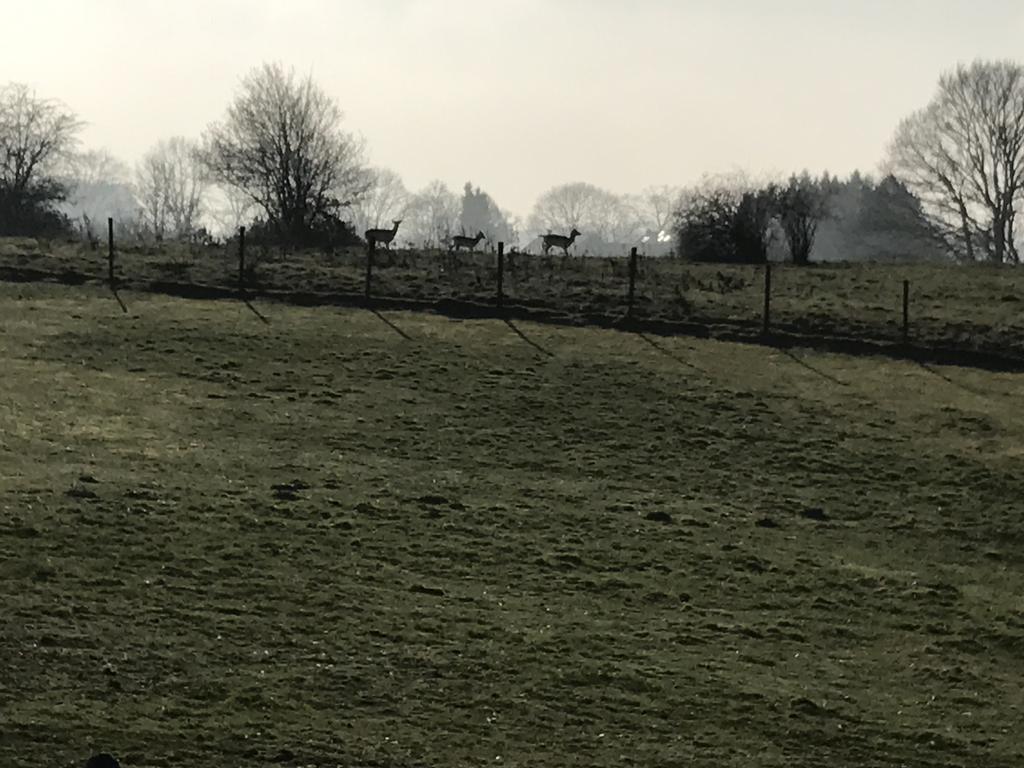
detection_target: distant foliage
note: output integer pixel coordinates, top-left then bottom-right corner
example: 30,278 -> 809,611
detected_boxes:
404,180 -> 460,249
527,182 -> 643,256
813,173 -> 944,263
351,168 -> 409,238
778,173 -> 828,266
135,137 -> 208,242
459,183 -> 510,247
58,149 -> 139,240
675,176 -> 778,264
675,171 -> 942,265
0,83 -> 82,237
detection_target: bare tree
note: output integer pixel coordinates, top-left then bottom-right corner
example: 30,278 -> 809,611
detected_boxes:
404,180 -> 460,248
528,182 -> 640,255
64,149 -> 129,188
528,182 -> 607,234
888,60 -> 1024,264
202,62 -> 369,242
135,137 -> 208,241
351,167 -> 408,236
206,184 -> 256,237
633,185 -> 682,243
0,83 -> 82,234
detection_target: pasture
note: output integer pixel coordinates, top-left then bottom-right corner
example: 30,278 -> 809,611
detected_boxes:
1,283 -> 1023,767
4,238 -> 1024,359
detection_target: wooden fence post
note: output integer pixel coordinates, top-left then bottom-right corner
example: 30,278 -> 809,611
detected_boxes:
365,240 -> 375,299
902,279 -> 910,344
627,247 -> 638,318
238,226 -> 246,293
497,241 -> 505,308
107,217 -> 115,287
762,262 -> 772,335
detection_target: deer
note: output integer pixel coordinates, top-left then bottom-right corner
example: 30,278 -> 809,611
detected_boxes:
450,231 -> 486,253
365,220 -> 402,250
542,228 -> 581,256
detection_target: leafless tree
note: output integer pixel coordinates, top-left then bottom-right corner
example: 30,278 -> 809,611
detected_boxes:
404,180 -> 459,248
201,62 -> 370,242
351,167 -> 409,235
135,137 -> 208,240
528,182 -> 642,254
888,60 -> 1024,264
633,185 -> 682,236
64,149 -> 130,188
206,184 -> 256,237
0,82 -> 82,234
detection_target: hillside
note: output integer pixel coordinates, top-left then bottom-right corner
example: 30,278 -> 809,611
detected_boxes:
1,284 -> 1022,767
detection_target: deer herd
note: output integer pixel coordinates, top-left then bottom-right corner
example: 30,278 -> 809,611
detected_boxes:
363,220 -> 583,257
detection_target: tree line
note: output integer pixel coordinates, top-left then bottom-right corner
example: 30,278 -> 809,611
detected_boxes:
1,59 -> 1023,264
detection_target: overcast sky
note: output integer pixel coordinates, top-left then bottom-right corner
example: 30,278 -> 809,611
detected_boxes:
2,0 -> 1023,216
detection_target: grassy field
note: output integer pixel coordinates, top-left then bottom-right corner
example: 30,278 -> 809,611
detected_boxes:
1,283 -> 1023,768
4,237 -> 1024,358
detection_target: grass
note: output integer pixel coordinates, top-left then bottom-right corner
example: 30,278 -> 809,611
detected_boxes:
4,237 -> 1024,359
1,283 -> 1023,767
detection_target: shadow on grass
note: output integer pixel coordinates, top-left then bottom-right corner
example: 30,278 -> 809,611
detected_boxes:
110,287 -> 128,314
504,319 -> 553,357
780,349 -> 847,387
243,298 -> 271,325
371,309 -> 413,341
916,361 -> 993,399
636,332 -> 707,375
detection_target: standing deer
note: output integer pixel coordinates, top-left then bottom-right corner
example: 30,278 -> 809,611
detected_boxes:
542,228 -> 581,256
365,220 -> 402,250
450,231 -> 486,252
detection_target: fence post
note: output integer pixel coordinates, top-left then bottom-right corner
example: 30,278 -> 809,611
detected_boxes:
365,240 -> 375,299
762,262 -> 772,335
107,217 -> 115,287
497,241 -> 505,308
902,279 -> 910,344
238,226 -> 246,293
627,247 -> 638,319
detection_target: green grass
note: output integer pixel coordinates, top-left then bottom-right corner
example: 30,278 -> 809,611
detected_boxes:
4,237 -> 1024,357
1,283 -> 1023,767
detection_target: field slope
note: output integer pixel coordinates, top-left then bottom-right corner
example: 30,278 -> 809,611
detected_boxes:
1,284 -> 1022,768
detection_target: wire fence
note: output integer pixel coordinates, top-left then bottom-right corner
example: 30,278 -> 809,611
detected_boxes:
2,219 -> 1024,368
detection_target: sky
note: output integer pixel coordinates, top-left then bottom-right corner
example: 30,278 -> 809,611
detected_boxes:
2,0 -> 1023,217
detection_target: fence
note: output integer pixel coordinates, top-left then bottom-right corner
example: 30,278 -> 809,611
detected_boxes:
2,218 -> 1024,369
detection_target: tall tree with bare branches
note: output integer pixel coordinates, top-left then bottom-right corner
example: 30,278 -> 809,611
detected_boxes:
351,167 -> 409,236
888,60 -> 1024,263
202,63 -> 369,243
135,137 -> 207,240
0,83 -> 82,234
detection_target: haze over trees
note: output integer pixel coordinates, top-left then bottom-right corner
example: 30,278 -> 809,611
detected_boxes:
351,168 -> 409,238
6,58 -> 1024,267
459,183 -> 511,248
888,60 -> 1024,264
134,137 -> 208,241
59,149 -> 138,237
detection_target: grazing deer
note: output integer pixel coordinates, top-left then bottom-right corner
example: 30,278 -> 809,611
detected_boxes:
365,220 -> 402,250
542,228 -> 581,256
451,231 -> 486,252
